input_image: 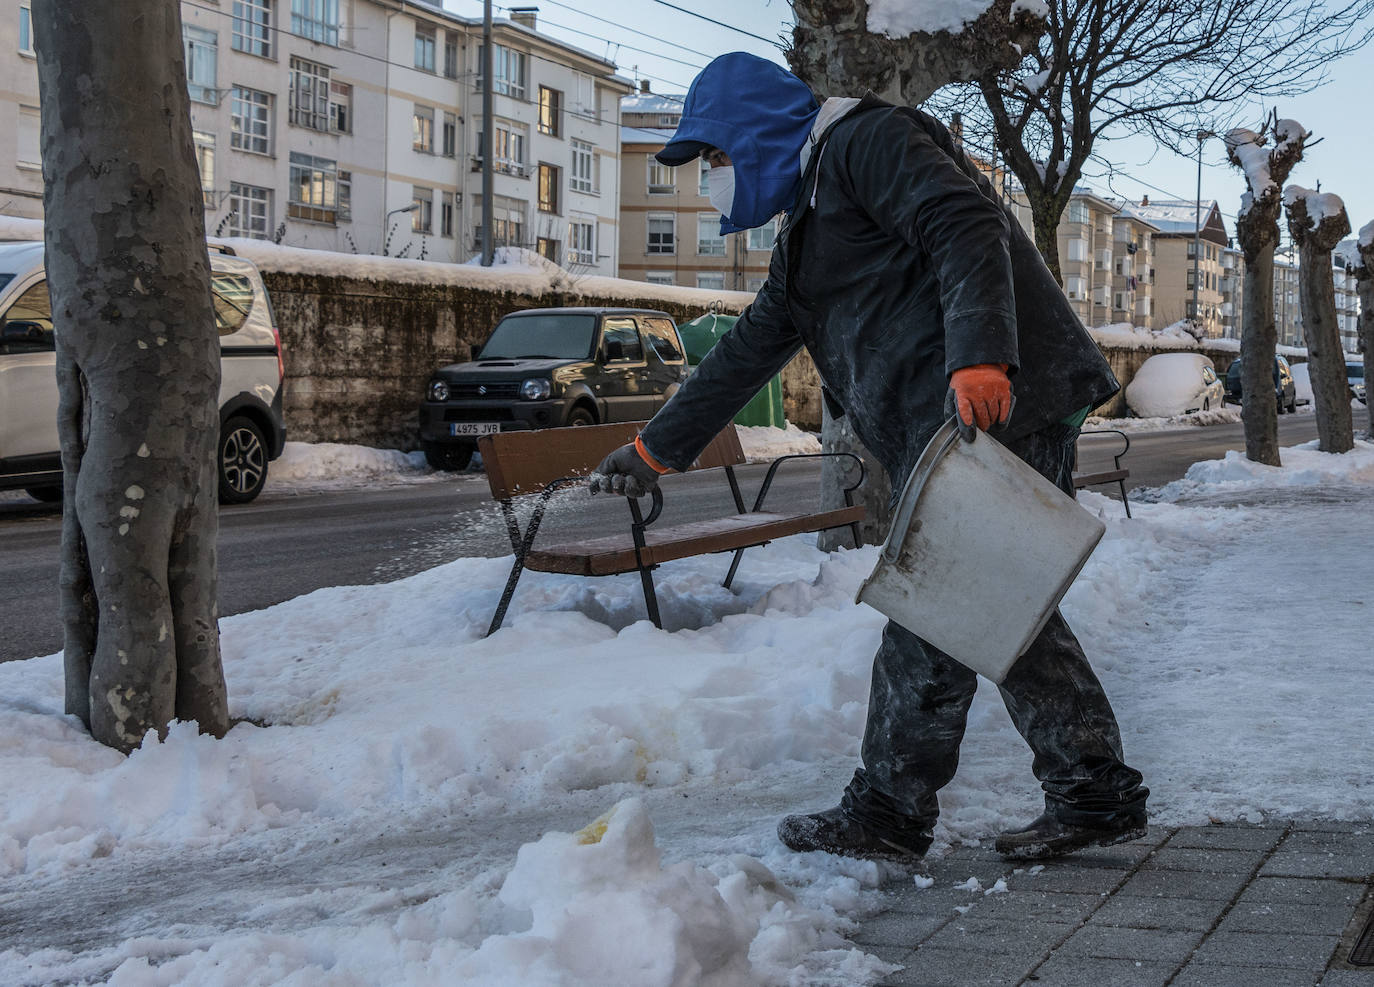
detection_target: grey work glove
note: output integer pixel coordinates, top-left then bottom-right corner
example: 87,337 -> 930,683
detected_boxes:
588,442 -> 662,498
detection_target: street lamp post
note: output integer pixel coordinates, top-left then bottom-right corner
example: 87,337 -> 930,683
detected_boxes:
1192,129 -> 1215,333
384,203 -> 419,257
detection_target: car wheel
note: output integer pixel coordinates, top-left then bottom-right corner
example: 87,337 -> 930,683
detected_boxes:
218,416 -> 269,504
1288,396 -> 1297,414
24,485 -> 62,503
423,441 -> 473,471
566,407 -> 596,427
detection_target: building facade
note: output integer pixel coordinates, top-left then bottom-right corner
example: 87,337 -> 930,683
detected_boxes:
1120,198 -> 1229,337
0,1 -> 632,273
615,89 -> 771,290
1110,212 -> 1157,327
1219,245 -> 1244,339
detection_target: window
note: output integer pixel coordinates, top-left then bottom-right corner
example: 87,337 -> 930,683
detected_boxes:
228,183 -> 271,239
480,44 -> 526,99
211,274 -> 255,335
570,140 -> 597,193
698,158 -> 710,196
697,214 -> 725,256
413,104 -> 434,153
602,318 -> 643,362
1187,241 -> 1197,258
537,163 -> 560,214
647,214 -> 674,254
412,186 -> 433,233
289,57 -> 330,130
1065,275 -> 1086,300
747,219 -> 776,251
1067,201 -> 1090,224
193,131 -> 216,208
444,31 -> 459,79
230,87 -> 272,154
288,151 -> 338,223
483,121 -> 527,176
16,104 -> 40,168
481,195 -> 526,247
538,86 -> 562,137
647,161 -> 675,194
1095,248 -> 1112,269
442,112 -> 457,157
337,169 -> 351,220
291,0 -> 339,45
568,219 -> 595,265
441,191 -> 454,237
184,27 -> 218,105
0,280 -> 53,353
572,72 -> 597,119
1186,269 -> 1196,289
18,4 -> 33,55
232,0 -> 272,58
746,278 -> 767,292
696,273 -> 726,290
641,317 -> 684,363
536,237 -> 560,265
645,271 -> 674,285
414,22 -> 436,71
1066,238 -> 1087,262
329,81 -> 351,133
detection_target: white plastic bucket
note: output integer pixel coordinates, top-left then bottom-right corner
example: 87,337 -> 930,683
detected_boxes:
855,418 -> 1106,683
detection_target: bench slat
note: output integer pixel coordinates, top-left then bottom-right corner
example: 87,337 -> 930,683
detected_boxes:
479,421 -> 746,500
1073,469 -> 1129,488
527,505 -> 866,576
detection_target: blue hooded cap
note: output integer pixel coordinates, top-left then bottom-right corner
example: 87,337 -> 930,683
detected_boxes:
657,52 -> 820,235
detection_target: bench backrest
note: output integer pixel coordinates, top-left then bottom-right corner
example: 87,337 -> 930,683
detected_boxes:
478,421 -> 746,500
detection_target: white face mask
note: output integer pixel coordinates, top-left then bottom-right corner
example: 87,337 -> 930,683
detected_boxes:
707,165 -> 735,219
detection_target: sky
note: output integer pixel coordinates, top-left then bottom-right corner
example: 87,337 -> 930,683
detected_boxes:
442,0 -> 1374,246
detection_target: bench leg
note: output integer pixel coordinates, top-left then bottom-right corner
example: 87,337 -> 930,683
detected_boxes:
1117,478 -> 1132,518
637,563 -> 663,629
487,557 -> 526,637
723,548 -> 745,590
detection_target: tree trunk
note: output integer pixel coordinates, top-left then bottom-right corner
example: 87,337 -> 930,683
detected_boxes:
1237,244 -> 1281,465
788,0 -> 1043,544
1031,200 -> 1065,286
817,405 -> 891,550
1356,237 -> 1374,439
34,0 -> 229,752
1286,195 -> 1353,454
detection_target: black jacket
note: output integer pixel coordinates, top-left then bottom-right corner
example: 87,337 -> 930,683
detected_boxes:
639,98 -> 1119,483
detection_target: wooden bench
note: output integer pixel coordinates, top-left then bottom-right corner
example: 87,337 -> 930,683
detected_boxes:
476,421 -> 867,635
1072,428 -> 1132,517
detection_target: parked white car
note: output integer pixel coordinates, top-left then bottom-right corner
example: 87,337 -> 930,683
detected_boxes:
0,241 -> 286,504
1124,352 -> 1226,418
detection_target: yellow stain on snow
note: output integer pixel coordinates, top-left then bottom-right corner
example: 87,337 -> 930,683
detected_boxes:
575,806 -> 617,845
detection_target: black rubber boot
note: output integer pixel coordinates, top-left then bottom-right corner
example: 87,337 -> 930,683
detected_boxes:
777,806 -> 930,864
994,811 -> 1148,860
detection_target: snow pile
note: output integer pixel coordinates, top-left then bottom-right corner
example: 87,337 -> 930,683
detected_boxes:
1360,219 -> 1374,249
1283,185 -> 1348,229
1010,0 -> 1049,19
267,441 -> 439,491
1021,65 -> 1052,95
1225,128 -> 1275,209
1086,406 -> 1244,432
1123,352 -> 1219,417
1153,438 -> 1374,498
1089,320 -> 1201,351
866,0 -> 995,36
736,423 -> 821,462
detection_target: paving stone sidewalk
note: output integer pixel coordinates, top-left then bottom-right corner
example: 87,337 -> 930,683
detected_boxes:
854,821 -> 1374,986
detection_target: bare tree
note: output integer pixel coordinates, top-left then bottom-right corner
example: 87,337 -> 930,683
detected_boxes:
34,0 -> 229,752
1224,118 -> 1309,466
788,0 -> 1046,546
1286,186 -> 1354,452
925,0 -> 1374,282
1357,224 -> 1374,438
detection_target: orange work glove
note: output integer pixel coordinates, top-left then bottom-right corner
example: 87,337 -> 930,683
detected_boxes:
950,363 -> 1012,431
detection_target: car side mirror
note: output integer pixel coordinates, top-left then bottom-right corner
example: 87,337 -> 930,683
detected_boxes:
604,340 -> 625,362
469,344 -> 483,361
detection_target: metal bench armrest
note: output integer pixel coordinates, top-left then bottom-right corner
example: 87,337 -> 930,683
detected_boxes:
752,452 -> 867,513
1078,428 -> 1130,471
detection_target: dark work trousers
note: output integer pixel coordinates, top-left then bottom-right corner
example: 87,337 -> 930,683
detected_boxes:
842,423 -> 1148,838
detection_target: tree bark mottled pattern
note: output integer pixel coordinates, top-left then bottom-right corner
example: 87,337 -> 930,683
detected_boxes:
1356,238 -> 1374,438
33,0 -> 229,751
1286,195 -> 1354,453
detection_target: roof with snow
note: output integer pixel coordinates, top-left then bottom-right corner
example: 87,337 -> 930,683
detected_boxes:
1121,199 -> 1228,243
621,126 -> 675,147
620,93 -> 685,115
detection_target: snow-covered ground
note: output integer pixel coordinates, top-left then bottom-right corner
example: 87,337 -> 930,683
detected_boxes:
3,437 -> 1372,985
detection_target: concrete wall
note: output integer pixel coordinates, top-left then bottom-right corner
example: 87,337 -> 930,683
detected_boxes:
264,269 -> 1258,446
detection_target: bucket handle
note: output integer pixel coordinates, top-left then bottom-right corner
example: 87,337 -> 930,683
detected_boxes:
883,417 -> 963,564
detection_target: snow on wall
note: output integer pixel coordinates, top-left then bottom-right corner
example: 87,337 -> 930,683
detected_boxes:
867,0 -> 996,36
1088,320 -> 1202,351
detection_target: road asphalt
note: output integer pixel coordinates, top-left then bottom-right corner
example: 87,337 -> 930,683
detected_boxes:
863,821 -> 1373,986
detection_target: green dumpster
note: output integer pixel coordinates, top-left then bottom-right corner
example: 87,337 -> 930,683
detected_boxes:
676,313 -> 786,428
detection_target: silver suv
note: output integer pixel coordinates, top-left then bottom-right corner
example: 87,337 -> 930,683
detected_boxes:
0,241 -> 286,504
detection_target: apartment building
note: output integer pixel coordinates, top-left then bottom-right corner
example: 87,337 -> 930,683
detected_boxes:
1110,212 -> 1157,327
1220,245 -> 1244,339
616,88 -> 771,290
1121,198 -> 1229,337
0,1 -> 631,274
